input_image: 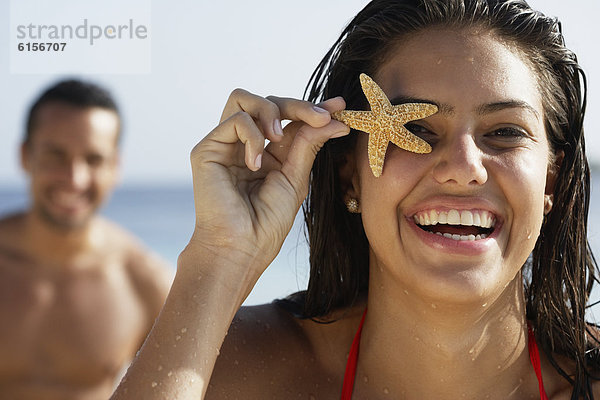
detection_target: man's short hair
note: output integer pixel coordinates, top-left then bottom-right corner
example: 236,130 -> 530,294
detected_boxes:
24,79 -> 121,145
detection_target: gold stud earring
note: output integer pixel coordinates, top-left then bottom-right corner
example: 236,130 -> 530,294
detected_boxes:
346,198 -> 360,213
544,194 -> 554,215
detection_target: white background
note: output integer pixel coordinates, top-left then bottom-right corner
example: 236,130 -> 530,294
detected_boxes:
0,0 -> 598,187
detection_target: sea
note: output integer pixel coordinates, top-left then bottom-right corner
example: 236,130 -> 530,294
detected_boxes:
1,173 -> 599,312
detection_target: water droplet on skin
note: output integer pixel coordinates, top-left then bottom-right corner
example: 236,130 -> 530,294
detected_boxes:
403,290 -> 409,295
414,336 -> 420,342
482,303 -> 488,308
157,365 -> 163,371
175,335 -> 182,341
497,365 -> 502,370
168,371 -> 173,377
383,387 -> 390,395
364,375 -> 369,383
436,343 -> 441,348
468,348 -> 474,354
151,382 -> 158,388
431,303 -> 437,309
181,328 -> 187,333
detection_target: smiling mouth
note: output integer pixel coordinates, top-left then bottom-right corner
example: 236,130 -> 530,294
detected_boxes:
412,209 -> 496,241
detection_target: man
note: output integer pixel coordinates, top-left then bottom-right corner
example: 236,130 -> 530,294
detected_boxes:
0,80 -> 172,399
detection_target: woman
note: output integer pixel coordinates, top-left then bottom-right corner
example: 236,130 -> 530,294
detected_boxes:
112,0 -> 598,398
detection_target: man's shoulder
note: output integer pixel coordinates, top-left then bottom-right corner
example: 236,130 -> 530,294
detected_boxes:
96,217 -> 173,311
0,212 -> 29,261
0,212 -> 27,240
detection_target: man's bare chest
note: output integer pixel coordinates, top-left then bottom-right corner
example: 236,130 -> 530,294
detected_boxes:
0,257 -> 147,383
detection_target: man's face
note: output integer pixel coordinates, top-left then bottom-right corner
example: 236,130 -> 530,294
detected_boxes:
21,102 -> 120,231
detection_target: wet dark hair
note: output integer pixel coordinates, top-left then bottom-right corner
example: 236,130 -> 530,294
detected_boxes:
298,0 -> 598,397
24,79 -> 121,145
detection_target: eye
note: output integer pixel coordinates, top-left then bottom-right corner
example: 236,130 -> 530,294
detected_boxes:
404,123 -> 438,144
86,154 -> 105,167
483,126 -> 531,150
487,126 -> 528,138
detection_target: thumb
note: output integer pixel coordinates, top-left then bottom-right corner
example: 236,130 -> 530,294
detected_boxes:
280,117 -> 349,198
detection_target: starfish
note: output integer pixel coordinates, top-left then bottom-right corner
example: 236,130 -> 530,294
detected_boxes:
331,73 -> 438,177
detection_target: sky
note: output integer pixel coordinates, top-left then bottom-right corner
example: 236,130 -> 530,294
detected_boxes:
1,0 -> 599,187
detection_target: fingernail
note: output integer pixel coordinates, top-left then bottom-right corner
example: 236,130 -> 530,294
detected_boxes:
313,106 -> 329,114
273,119 -> 284,136
254,153 -> 262,169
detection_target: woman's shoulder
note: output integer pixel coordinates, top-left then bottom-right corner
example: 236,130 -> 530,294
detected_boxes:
205,294 -> 366,399
543,324 -> 600,399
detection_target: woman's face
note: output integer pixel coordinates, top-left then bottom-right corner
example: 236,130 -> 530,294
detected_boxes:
354,28 -> 554,304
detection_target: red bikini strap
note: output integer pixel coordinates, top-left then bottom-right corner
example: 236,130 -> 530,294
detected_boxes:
528,323 -> 549,400
340,308 -> 367,400
342,313 -> 548,400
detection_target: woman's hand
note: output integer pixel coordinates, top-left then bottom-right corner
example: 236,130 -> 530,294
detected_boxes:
185,90 -> 349,293
111,92 -> 348,400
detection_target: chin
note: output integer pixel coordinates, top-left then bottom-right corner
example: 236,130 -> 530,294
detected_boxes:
423,261 -> 522,307
38,206 -> 95,232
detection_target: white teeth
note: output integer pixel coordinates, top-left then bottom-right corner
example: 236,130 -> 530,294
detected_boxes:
447,209 -> 461,225
438,211 -> 448,224
424,212 -> 431,225
413,209 -> 496,229
460,210 -> 473,226
437,233 -> 486,241
481,211 -> 490,228
429,210 -> 438,225
473,212 -> 481,227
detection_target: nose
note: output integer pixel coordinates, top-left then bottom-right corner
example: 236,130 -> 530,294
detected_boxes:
432,132 -> 487,187
65,159 -> 92,190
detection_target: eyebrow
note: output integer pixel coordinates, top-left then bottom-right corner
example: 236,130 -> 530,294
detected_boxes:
389,95 -> 540,120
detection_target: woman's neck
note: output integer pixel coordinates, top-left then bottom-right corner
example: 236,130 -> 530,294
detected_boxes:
354,268 -> 543,399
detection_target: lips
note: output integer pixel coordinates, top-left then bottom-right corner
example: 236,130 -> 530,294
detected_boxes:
411,209 -> 497,241
48,189 -> 91,214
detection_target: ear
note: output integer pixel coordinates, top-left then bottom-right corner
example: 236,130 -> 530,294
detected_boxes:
109,152 -> 122,186
339,149 -> 361,210
20,142 -> 32,174
544,150 -> 564,214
